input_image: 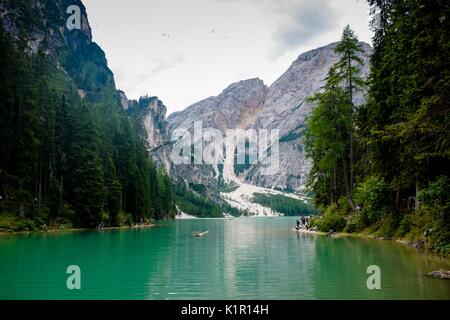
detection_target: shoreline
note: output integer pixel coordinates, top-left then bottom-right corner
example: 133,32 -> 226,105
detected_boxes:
2,218 -> 448,259
0,223 -> 155,236
294,227 -> 449,258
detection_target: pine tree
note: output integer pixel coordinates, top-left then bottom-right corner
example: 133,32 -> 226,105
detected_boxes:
334,25 -> 365,209
359,0 -> 450,250
305,66 -> 350,207
64,101 -> 106,227
305,25 -> 365,211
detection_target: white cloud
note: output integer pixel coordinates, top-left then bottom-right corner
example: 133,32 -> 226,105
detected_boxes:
214,0 -> 338,59
267,0 -> 338,59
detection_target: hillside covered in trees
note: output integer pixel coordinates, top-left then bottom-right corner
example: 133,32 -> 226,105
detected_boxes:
251,193 -> 317,216
305,1 -> 450,253
0,0 -> 175,231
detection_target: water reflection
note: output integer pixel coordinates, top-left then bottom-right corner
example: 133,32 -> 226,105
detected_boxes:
0,218 -> 449,299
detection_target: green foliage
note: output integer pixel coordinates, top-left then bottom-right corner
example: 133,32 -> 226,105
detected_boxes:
0,212 -> 37,232
354,175 -> 390,226
217,179 -> 239,193
305,25 -> 365,211
344,214 -> 364,233
0,17 -> 175,230
358,0 -> 450,249
419,176 -> 450,253
397,213 -> 412,237
233,141 -> 253,176
115,211 -> 133,226
174,183 -> 241,217
279,132 -> 302,143
304,7 -> 450,252
155,169 -> 175,219
312,205 -> 347,232
189,183 -> 207,195
251,193 -> 316,216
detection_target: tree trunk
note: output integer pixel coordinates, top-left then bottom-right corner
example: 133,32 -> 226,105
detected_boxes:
19,201 -> 25,218
4,170 -> 8,199
330,172 -> 334,206
395,186 -> 401,212
348,54 -> 354,194
415,181 -> 420,213
59,172 -> 64,219
333,164 -> 337,205
350,130 -> 353,194
342,155 -> 357,211
38,157 -> 42,215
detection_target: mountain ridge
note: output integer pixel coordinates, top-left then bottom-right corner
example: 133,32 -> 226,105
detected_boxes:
145,41 -> 372,197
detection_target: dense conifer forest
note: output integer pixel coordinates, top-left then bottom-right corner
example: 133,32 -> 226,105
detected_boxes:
305,1 -> 450,253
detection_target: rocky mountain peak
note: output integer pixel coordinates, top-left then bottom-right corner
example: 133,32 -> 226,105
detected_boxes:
221,78 -> 267,96
127,96 -> 168,150
168,77 -> 268,133
157,41 -> 372,192
118,90 -> 129,110
1,0 -> 92,55
1,0 -> 116,100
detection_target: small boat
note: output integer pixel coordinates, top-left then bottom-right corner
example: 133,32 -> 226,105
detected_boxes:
427,269 -> 450,279
194,231 -> 209,237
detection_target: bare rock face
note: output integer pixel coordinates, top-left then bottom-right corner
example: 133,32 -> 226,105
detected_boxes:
126,96 -> 172,172
162,78 -> 268,195
168,78 -> 268,133
154,42 -> 372,193
1,0 -> 116,101
143,99 -> 167,149
1,0 -> 92,57
118,90 -> 129,110
245,42 -> 372,190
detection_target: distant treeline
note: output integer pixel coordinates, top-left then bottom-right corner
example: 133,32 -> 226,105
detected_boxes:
251,193 -> 317,216
174,183 -> 241,218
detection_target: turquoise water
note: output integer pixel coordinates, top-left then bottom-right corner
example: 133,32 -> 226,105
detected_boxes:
0,217 -> 449,300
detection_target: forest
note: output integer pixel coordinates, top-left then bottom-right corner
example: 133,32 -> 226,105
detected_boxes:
251,193 -> 317,216
174,183 -> 242,218
305,0 -> 450,253
0,25 -> 175,231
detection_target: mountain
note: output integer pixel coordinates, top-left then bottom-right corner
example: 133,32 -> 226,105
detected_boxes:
244,42 -> 371,190
126,95 -> 173,171
144,42 -> 371,201
0,0 -> 371,220
168,78 -> 267,132
0,0 -> 175,229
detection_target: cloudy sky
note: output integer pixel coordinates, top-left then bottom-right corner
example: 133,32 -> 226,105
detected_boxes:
83,0 -> 373,115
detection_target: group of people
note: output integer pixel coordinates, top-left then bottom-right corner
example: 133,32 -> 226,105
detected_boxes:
295,216 -> 310,231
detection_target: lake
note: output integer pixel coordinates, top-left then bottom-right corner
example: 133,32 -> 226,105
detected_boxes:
0,217 -> 449,299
